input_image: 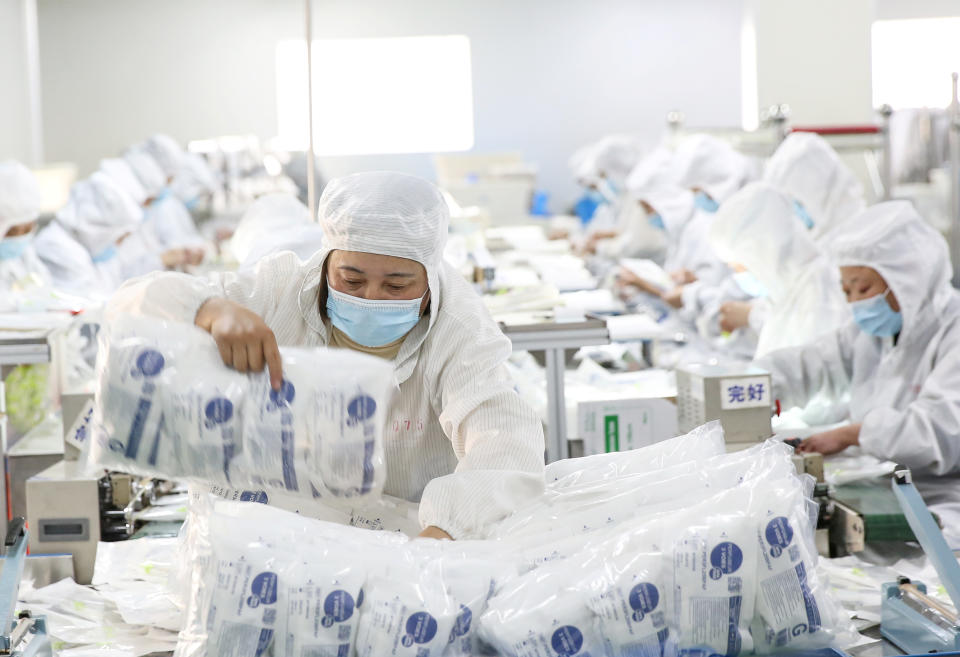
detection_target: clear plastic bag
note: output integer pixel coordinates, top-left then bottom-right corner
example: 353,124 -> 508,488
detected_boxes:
544,421 -> 725,488
89,314 -> 394,501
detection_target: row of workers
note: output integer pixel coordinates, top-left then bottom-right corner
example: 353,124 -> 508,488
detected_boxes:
572,131 -> 960,544
0,134 -> 219,311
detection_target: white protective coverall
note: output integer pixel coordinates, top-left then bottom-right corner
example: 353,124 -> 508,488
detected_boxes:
756,201 -> 960,545
41,173 -> 162,291
709,182 -> 851,358
0,161 -> 52,307
229,193 -> 325,268
108,171 -> 546,539
764,132 -> 866,245
124,146 -> 203,250
671,134 -> 756,311
592,146 -> 685,262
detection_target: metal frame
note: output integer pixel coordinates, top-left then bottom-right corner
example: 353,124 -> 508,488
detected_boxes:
501,320 -> 610,463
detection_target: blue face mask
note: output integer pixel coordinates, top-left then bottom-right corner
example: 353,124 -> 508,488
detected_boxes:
0,233 -> 32,261
326,285 -> 426,348
793,200 -> 815,230
92,245 -> 118,263
648,213 -> 666,231
732,271 -> 768,298
693,191 -> 719,213
850,288 -> 902,337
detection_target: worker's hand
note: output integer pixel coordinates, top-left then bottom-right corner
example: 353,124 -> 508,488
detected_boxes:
797,424 -> 861,456
718,301 -> 753,333
184,247 -> 205,266
661,286 -> 684,309
547,228 -> 570,241
160,248 -> 188,270
670,268 -> 697,285
617,267 -> 663,298
417,526 -> 453,540
195,298 -> 283,390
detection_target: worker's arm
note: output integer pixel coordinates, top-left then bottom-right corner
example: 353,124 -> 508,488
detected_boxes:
418,285 -> 546,540
753,324 -> 859,412
106,252 -> 305,389
858,320 -> 960,476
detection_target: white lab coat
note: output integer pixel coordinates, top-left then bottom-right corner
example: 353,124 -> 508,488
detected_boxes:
756,202 -> 960,545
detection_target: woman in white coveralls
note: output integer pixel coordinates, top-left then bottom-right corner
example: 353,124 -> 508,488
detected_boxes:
109,171 -> 546,540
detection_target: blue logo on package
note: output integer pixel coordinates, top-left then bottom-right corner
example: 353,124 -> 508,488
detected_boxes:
628,582 -> 660,622
551,625 -> 584,656
401,612 -> 438,647
269,380 -> 296,407
709,542 -> 744,580
347,395 -> 377,425
134,349 -> 165,377
254,629 -> 273,657
239,490 -> 269,504
449,605 -> 473,642
247,572 -> 278,608
321,590 -> 355,626
204,398 -> 234,425
765,517 -> 794,558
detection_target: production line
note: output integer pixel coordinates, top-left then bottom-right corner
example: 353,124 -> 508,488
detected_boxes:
3,3 -> 960,654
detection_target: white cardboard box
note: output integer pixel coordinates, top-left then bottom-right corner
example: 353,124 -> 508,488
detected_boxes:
577,398 -> 678,455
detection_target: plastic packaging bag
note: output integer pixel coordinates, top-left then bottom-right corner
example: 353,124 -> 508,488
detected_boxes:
544,421 -> 725,488
90,314 -> 394,501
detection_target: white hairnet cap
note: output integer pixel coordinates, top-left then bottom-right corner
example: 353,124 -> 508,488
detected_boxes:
569,135 -> 644,187
764,132 -> 865,241
56,172 -> 144,256
709,181 -> 823,301
675,134 -> 753,203
831,201 -> 953,340
100,158 -> 147,206
318,171 -> 449,269
231,193 -> 312,263
123,147 -> 167,198
144,134 -> 185,179
170,152 -> 219,203
624,147 -> 696,235
0,160 -> 42,238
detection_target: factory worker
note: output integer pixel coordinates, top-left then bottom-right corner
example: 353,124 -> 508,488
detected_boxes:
586,147 -> 678,263
764,132 -> 866,244
756,202 -> 960,543
0,161 -> 52,307
708,182 -> 850,358
143,133 -> 185,182
229,193 -> 325,268
39,173 -> 174,292
108,171 -> 546,540
575,135 -> 644,240
124,146 -> 205,256
169,152 -> 219,215
657,134 -> 754,309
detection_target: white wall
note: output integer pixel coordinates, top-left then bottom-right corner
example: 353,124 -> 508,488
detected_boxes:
37,0 -> 303,175
0,0 -> 31,162
745,0 -> 875,125
876,0 -> 960,20
36,0 -> 743,207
